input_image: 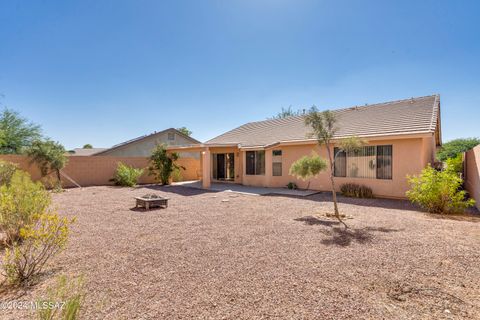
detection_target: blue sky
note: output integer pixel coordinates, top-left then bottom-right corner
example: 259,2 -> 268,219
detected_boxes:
0,0 -> 479,149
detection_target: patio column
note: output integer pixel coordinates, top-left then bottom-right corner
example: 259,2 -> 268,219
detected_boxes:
202,148 -> 211,188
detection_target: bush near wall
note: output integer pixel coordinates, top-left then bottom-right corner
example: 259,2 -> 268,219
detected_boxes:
406,161 -> 475,214
0,160 -> 17,186
340,183 -> 374,198
112,163 -> 144,187
0,170 -> 75,286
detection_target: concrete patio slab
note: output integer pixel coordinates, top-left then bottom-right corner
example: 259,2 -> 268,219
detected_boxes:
172,180 -> 319,196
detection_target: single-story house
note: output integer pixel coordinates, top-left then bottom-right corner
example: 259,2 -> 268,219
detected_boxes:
168,95 -> 442,199
94,128 -> 201,158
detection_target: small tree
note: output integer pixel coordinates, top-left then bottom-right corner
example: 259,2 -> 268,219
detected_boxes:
149,144 -> 184,185
303,107 -> 365,226
82,144 -> 93,149
176,127 -> 192,137
436,138 -> 480,161
289,153 -> 327,189
26,140 -> 68,187
270,106 -> 303,119
0,109 -> 42,154
0,129 -> 5,147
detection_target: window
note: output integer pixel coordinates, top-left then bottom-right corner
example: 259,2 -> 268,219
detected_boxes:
334,148 -> 346,177
272,150 -> 282,176
246,151 -> 265,175
167,132 -> 175,141
334,145 -> 392,180
376,145 -> 393,179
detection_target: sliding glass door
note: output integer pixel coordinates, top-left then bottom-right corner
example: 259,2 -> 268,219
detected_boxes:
212,153 -> 235,181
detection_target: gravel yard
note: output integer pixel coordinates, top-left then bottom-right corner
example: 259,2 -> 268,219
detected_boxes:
1,185 -> 479,319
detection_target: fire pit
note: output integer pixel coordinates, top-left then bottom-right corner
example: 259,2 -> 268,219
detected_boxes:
135,194 -> 169,210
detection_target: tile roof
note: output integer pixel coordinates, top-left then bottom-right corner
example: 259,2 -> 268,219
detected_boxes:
94,128 -> 200,155
70,148 -> 108,156
206,95 -> 440,148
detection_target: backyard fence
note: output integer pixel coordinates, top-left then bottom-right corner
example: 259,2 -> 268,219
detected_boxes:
465,145 -> 480,210
0,155 -> 201,188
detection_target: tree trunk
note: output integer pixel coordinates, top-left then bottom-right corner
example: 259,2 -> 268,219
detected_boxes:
325,143 -> 347,228
56,169 -> 62,188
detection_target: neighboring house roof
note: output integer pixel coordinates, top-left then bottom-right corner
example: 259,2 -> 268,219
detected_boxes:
206,95 -> 441,148
70,148 -> 108,156
94,128 -> 201,155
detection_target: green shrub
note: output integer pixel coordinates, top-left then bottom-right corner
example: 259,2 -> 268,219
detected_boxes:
0,160 -> 17,186
340,183 -> 374,198
406,165 -> 475,214
3,212 -> 74,285
287,182 -> 298,190
171,167 -> 183,182
445,153 -> 463,175
149,144 -> 184,185
112,162 -> 144,187
289,153 -> 327,181
37,275 -> 85,320
0,170 -> 51,244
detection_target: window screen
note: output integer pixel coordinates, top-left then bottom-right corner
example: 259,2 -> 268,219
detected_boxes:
246,151 -> 265,175
272,150 -> 282,176
334,147 -> 346,177
246,151 -> 255,175
377,145 -> 393,179
334,145 -> 392,180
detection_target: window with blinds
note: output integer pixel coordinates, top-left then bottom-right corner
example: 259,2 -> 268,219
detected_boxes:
334,145 -> 392,180
272,150 -> 282,176
246,151 -> 265,175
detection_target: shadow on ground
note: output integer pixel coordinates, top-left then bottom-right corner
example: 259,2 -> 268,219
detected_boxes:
142,184 -> 219,197
129,206 -> 168,213
269,192 -> 422,212
294,215 -> 402,247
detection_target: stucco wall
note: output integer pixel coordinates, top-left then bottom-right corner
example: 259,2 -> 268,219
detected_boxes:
0,155 -> 200,187
100,130 -> 199,158
465,145 -> 480,210
240,138 -> 426,199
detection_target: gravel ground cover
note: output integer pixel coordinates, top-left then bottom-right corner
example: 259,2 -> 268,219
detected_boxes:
1,185 -> 479,319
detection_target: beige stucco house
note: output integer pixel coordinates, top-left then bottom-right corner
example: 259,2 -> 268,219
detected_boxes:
168,95 -> 442,199
95,128 -> 200,158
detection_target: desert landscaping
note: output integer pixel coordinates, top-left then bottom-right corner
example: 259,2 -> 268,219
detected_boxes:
1,185 -> 478,319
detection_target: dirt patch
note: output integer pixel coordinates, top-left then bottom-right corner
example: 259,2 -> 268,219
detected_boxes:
0,185 -> 479,319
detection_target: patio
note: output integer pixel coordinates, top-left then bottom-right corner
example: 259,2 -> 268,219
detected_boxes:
172,180 -> 320,196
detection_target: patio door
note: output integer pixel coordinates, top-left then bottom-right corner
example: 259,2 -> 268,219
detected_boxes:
213,153 -> 235,181
217,154 -> 226,179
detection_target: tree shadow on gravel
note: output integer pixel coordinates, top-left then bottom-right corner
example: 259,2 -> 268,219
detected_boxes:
294,216 -> 339,227
268,192 -> 421,212
295,216 -> 401,247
